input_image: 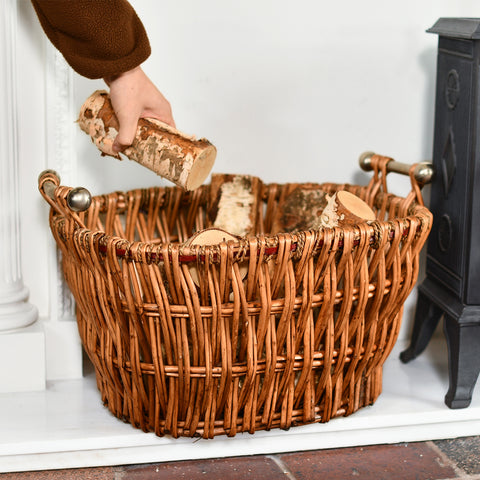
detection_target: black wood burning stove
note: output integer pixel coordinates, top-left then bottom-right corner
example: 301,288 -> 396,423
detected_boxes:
401,18 -> 480,408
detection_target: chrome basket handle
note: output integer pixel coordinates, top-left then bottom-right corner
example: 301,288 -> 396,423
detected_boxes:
359,151 -> 434,186
38,170 -> 92,213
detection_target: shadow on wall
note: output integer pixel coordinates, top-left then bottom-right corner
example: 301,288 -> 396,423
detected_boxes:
419,46 -> 437,163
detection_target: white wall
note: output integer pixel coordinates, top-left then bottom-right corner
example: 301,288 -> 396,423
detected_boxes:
74,1 -> 479,194
15,1 -> 480,379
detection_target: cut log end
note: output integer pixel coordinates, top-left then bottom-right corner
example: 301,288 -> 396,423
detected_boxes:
186,145 -> 217,190
337,191 -> 375,221
183,227 -> 247,286
184,227 -> 239,247
320,191 -> 376,228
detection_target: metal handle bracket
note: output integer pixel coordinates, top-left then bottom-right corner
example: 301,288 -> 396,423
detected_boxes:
359,151 -> 434,185
38,170 -> 92,212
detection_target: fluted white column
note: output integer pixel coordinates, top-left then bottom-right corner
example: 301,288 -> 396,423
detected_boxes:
0,0 -> 38,331
0,0 -> 45,392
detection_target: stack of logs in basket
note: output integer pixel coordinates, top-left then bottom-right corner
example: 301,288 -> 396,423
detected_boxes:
190,172 -> 376,245
177,173 -> 375,287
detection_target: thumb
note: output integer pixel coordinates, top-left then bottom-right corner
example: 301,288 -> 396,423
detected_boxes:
112,113 -> 139,153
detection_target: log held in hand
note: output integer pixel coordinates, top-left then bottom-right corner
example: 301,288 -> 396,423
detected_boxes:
78,90 -> 217,190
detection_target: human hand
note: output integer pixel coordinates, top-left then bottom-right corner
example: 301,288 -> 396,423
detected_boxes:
104,66 -> 175,153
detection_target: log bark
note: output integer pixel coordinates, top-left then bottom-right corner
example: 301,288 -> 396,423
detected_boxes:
183,227 -> 247,286
77,90 -> 217,190
271,184 -> 328,233
319,190 -> 376,228
207,174 -> 263,237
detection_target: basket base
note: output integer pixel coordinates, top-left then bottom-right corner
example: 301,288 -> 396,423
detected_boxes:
88,350 -> 383,439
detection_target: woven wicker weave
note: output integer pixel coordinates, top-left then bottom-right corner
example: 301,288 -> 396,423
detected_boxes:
39,155 -> 432,438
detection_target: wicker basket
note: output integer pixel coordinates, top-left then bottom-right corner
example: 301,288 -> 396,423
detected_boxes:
39,154 -> 432,439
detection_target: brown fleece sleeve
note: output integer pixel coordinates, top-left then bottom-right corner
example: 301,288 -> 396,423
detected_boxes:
31,0 -> 151,79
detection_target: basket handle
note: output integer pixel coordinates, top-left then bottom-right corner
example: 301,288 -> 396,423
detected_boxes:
359,151 -> 434,207
38,170 -> 92,220
359,152 -> 434,185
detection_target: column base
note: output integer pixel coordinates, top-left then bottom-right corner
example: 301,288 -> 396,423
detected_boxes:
0,287 -> 38,331
0,322 -> 46,393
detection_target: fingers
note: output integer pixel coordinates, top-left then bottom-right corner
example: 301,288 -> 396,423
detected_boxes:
105,66 -> 176,151
149,108 -> 176,128
141,108 -> 176,129
112,110 -> 139,153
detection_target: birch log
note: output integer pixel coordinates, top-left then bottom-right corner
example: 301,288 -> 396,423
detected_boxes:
207,174 -> 263,237
319,191 -> 376,228
271,184 -> 328,233
78,90 -> 217,190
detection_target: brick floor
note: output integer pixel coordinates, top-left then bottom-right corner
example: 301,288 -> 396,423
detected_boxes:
3,437 -> 479,480
279,442 -> 457,480
121,456 -> 287,480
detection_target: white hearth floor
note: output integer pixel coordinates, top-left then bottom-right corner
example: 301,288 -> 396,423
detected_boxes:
1,334 -> 479,473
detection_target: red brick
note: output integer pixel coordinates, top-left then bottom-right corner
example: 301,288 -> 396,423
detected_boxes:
121,456 -> 286,480
279,442 -> 458,480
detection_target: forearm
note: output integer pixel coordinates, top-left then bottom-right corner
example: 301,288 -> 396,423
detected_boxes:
31,0 -> 150,79
32,0 -> 175,147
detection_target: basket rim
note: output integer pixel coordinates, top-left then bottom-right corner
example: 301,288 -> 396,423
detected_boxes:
50,182 -> 432,265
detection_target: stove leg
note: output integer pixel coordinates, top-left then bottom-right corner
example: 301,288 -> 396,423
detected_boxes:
444,313 -> 480,409
400,289 -> 443,363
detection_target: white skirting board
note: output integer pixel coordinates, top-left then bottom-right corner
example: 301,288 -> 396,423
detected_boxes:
0,335 -> 479,473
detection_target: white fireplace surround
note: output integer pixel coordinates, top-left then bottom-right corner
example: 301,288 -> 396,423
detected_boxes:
0,0 -> 83,392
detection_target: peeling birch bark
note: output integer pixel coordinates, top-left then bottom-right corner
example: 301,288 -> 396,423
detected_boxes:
77,90 -> 217,190
319,191 -> 376,228
207,174 -> 263,237
271,184 -> 328,233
